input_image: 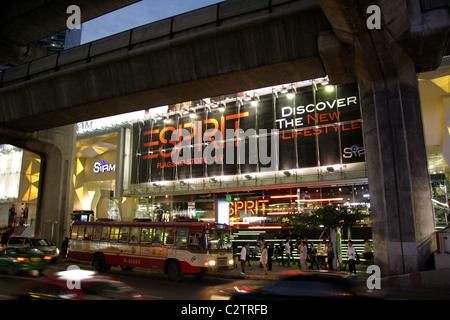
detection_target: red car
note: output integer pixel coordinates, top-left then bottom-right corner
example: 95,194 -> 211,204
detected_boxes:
11,268 -> 146,300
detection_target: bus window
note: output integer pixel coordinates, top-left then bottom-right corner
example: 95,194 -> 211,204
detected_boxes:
110,227 -> 120,241
77,228 -> 85,240
165,228 -> 175,245
71,226 -> 78,240
130,227 -> 140,243
84,226 -> 93,240
152,227 -> 164,244
176,228 -> 188,246
92,227 -> 101,240
189,232 -> 202,249
119,227 -> 129,242
204,229 -> 232,250
141,228 -> 152,243
101,227 -> 110,241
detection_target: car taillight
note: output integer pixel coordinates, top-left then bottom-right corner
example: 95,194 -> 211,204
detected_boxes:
17,257 -> 29,262
44,256 -> 52,261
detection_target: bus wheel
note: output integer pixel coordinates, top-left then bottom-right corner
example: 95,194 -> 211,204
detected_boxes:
94,254 -> 111,273
167,260 -> 183,281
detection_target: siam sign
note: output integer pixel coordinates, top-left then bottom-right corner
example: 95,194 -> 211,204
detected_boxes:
130,83 -> 365,184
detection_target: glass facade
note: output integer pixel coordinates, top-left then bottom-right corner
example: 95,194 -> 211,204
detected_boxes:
70,74 -> 450,232
128,81 -> 364,189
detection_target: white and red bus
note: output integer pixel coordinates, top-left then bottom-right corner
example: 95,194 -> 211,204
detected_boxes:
68,220 -> 234,281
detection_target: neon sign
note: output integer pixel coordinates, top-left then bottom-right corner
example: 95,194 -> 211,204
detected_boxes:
229,200 -> 268,216
93,160 -> 116,173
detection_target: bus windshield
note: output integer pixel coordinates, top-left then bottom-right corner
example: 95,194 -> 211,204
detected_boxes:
204,230 -> 231,250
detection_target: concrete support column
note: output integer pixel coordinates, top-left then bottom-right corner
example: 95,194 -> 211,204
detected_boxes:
356,43 -> 436,276
0,125 -> 76,247
32,125 -> 76,246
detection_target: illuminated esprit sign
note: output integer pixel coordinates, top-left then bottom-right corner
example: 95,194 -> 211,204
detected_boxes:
93,160 -> 116,173
229,200 -> 268,216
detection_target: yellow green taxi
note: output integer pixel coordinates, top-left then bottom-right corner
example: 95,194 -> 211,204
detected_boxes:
0,246 -> 51,275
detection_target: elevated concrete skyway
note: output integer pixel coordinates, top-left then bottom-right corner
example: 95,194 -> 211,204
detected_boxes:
0,0 -> 331,132
0,0 -> 141,65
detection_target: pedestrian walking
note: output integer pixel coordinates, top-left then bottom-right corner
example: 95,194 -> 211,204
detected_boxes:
298,241 -> 308,271
267,242 -> 273,271
61,237 -> 69,258
277,242 -> 285,265
347,240 -> 357,274
260,244 -> 268,274
284,238 -> 292,267
239,244 -> 247,275
309,243 -> 320,270
363,239 -> 373,263
327,242 -> 335,271
245,242 -> 251,266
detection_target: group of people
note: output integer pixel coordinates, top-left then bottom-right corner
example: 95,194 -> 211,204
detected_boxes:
239,236 -> 373,275
239,239 -> 273,275
279,237 -> 335,271
8,204 -> 29,227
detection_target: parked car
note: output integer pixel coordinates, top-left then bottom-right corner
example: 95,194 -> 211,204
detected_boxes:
11,269 -> 146,300
230,271 -> 380,300
0,246 -> 51,275
7,237 -> 60,262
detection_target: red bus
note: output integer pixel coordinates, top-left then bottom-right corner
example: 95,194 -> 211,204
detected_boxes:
68,220 -> 234,281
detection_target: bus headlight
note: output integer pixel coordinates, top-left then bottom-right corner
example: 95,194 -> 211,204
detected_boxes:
228,259 -> 234,265
208,260 -> 216,266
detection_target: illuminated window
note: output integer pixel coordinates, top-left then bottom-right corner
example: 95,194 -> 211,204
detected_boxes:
100,227 -> 110,240
130,227 -> 140,243
110,227 -> 120,241
141,228 -> 152,243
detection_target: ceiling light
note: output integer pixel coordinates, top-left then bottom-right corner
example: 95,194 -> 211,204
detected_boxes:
325,85 -> 335,92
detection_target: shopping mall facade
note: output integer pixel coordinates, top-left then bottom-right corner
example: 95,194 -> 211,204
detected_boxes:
2,70 -> 448,259
73,78 -> 369,224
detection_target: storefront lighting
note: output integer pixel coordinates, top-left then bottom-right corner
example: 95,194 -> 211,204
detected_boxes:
325,85 -> 335,92
248,226 -> 282,229
270,194 -> 296,199
163,115 -> 169,123
189,109 -> 196,118
251,97 -> 259,107
269,195 -> 343,202
153,182 -> 160,187
296,198 -> 343,202
266,211 -> 295,215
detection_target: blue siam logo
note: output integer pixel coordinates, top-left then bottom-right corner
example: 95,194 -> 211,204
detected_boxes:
343,145 -> 365,159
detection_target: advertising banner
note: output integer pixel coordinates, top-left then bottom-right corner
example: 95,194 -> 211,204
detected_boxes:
130,83 -> 364,184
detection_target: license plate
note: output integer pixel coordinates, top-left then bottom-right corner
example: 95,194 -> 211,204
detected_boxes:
30,258 -> 41,262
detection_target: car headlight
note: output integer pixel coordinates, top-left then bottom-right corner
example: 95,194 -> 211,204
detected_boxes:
56,248 -> 60,255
